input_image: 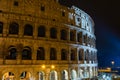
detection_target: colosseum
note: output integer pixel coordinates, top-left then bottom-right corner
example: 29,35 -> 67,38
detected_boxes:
0,0 -> 97,80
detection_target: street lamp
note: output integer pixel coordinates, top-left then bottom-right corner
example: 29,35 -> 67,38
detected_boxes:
51,65 -> 55,69
41,65 -> 55,80
42,65 -> 46,69
111,61 -> 115,68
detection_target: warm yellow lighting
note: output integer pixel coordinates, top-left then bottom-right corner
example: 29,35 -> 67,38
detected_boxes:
51,65 -> 55,69
42,65 -> 45,69
107,67 -> 111,70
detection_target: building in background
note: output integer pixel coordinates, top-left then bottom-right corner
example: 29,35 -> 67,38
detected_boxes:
0,0 -> 97,80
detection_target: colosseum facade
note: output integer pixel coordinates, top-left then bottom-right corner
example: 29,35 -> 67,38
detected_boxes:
0,0 -> 97,80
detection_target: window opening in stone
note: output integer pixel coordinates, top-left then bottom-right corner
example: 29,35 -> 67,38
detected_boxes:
0,22 -> 3,33
9,22 -> 19,34
50,48 -> 56,60
20,71 -> 31,80
3,72 -> 15,80
61,49 -> 67,60
60,29 -> 67,40
50,71 -> 58,80
79,49 -> 83,60
38,26 -> 46,37
24,24 -> 33,36
50,27 -> 57,39
37,47 -> 45,60
6,46 -> 17,60
61,70 -> 68,80
62,11 -> 65,17
14,1 -> 18,6
41,6 -> 45,11
71,50 -> 75,60
22,47 -> 31,60
70,31 -> 75,41
39,72 -> 45,80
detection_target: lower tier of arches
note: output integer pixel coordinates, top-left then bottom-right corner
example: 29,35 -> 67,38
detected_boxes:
0,64 -> 98,80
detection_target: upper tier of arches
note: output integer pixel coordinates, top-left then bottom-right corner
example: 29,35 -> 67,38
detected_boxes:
0,21 -> 96,48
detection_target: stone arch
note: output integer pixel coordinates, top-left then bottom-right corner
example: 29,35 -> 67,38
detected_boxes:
22,46 -> 32,60
2,72 -> 15,80
50,70 -> 58,80
6,46 -> 17,60
50,27 -> 57,39
94,52 -> 97,62
88,36 -> 92,45
91,51 -> 94,63
61,49 -> 67,60
89,51 -> 92,62
20,71 -> 32,80
50,48 -> 57,60
24,24 -> 33,36
78,49 -> 84,61
9,22 -> 19,34
86,22 -> 90,31
38,25 -> 46,37
83,34 -> 87,44
70,49 -> 75,60
70,30 -> 75,41
79,68 -> 84,78
60,29 -> 67,40
82,67 -> 89,78
37,47 -> 45,60
71,69 -> 77,80
1,68 -> 17,76
85,50 -> 89,61
77,32 -> 82,43
38,71 -> 45,80
89,67 -> 93,78
61,70 -> 68,80
0,21 -> 3,34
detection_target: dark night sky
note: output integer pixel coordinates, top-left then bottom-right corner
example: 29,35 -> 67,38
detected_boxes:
59,0 -> 120,67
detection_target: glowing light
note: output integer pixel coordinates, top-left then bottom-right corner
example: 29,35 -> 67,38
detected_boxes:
111,61 -> 115,65
107,67 -> 111,70
51,65 -> 55,69
42,65 -> 45,69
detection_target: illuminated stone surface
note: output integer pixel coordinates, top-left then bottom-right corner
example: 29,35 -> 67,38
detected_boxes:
0,0 -> 97,80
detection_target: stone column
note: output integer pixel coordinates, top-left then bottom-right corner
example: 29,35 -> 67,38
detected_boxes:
75,48 -> 78,63
76,48 -> 79,62
68,47 -> 71,63
89,67 -> 92,78
19,22 -> 24,38
68,28 -> 70,42
82,34 -> 84,45
57,28 -> 60,41
45,46 -> 50,61
46,25 -> 50,38
93,67 -> 95,77
30,71 -> 36,80
0,73 -> 3,80
3,21 -> 8,37
33,23 -> 37,39
45,68 -> 50,80
80,32 -> 82,44
32,46 -> 37,64
57,70 -> 61,80
15,74 -> 20,80
57,46 -> 61,61
75,30 -> 77,42
16,44 -> 23,64
95,67 -> 98,76
79,67 -> 84,79
95,52 -> 97,63
85,34 -> 87,46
